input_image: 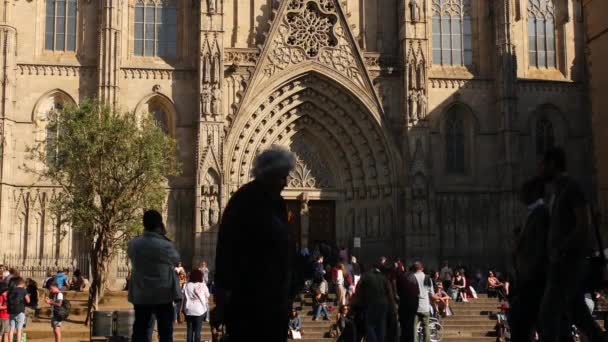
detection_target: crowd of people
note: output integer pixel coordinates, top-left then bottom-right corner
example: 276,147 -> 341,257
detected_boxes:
0,265 -> 70,342
122,145 -> 608,342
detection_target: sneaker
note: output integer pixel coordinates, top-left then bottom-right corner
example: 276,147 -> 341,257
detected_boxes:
463,298 -> 469,303
312,317 -> 317,321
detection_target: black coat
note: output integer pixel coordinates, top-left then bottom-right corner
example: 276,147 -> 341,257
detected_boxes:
513,204 -> 550,291
215,180 -> 295,341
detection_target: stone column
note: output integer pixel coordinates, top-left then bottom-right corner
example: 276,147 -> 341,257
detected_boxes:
97,0 -> 122,108
0,0 -> 17,257
494,0 -> 520,267
400,0 -> 437,261
299,192 -> 310,250
195,0 -> 225,268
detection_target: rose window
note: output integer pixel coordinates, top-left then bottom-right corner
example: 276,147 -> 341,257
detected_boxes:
286,2 -> 338,58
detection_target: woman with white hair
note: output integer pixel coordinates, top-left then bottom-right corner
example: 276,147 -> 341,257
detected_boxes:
213,145 -> 297,342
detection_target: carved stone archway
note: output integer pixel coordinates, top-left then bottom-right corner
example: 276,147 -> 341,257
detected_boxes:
224,73 -> 400,248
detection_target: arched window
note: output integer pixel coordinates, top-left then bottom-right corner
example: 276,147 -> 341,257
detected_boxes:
528,0 -> 556,68
46,102 -> 63,165
432,0 -> 473,66
445,108 -> 466,174
45,0 -> 77,51
134,1 -> 177,57
536,117 -> 555,156
150,104 -> 169,134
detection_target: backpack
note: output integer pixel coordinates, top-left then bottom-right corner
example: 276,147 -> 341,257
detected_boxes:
53,295 -> 71,321
7,288 -> 26,314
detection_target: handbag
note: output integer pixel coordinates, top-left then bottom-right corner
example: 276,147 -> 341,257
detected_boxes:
586,210 -> 608,292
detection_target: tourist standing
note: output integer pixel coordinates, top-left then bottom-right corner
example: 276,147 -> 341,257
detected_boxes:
0,282 -> 9,342
397,265 -> 419,342
128,210 -> 181,342
313,256 -> 326,284
336,263 -> 347,307
198,261 -> 210,286
46,282 -> 64,342
351,265 -> 392,342
439,261 -> 453,291
182,270 -> 210,342
537,147 -> 606,342
7,277 -> 30,342
214,146 -> 297,342
413,262 -> 431,342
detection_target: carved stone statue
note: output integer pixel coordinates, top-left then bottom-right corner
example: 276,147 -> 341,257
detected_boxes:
208,0 -> 216,14
211,84 -> 222,115
210,196 -> 219,225
416,90 -> 427,121
201,84 -> 212,116
410,0 -> 422,22
201,196 -> 210,231
409,90 -> 418,122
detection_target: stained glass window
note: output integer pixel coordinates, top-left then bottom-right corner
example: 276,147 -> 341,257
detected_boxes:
134,1 -> 177,57
528,0 -> 556,68
432,0 -> 473,66
45,0 -> 77,51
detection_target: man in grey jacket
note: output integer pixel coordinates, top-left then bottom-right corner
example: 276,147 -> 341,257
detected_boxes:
128,210 -> 181,342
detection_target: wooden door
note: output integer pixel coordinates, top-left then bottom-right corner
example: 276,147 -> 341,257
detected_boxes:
308,200 -> 336,245
286,200 -> 302,250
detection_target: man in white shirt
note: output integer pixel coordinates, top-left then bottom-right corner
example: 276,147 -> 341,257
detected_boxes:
413,262 -> 432,342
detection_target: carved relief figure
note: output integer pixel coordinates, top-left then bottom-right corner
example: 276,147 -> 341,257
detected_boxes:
416,90 -> 427,121
410,0 -> 422,22
202,84 -> 212,116
211,84 -> 222,116
207,0 -> 216,14
201,196 -> 210,231
210,196 -> 219,226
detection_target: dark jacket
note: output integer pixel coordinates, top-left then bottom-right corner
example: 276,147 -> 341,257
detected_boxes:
396,271 -> 420,314
514,203 -> 550,290
215,180 -> 295,339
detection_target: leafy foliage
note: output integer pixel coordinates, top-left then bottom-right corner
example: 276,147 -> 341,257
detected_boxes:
26,99 -> 179,322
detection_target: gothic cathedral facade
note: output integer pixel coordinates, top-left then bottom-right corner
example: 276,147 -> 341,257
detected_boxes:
0,0 -> 593,272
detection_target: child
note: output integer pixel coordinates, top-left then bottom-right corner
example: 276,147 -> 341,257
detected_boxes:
45,282 -> 63,342
8,277 -> 30,342
312,289 -> 329,321
0,283 -> 9,342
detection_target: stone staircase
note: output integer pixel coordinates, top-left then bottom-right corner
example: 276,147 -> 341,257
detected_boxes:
30,290 -> 508,342
442,294 -> 501,342
32,290 -> 336,342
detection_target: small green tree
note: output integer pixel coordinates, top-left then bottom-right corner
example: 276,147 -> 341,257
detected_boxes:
27,99 -> 179,324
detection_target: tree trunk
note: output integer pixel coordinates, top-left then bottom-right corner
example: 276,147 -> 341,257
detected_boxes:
84,232 -> 111,326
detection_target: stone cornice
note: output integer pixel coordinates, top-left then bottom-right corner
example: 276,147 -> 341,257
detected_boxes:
17,63 -> 96,77
517,79 -> 582,93
121,67 -> 196,80
429,78 -> 493,90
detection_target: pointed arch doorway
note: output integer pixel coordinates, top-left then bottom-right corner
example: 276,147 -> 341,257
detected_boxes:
284,133 -> 338,250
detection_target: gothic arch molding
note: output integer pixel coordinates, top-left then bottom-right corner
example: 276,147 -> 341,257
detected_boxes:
232,63 -> 385,130
225,72 -> 400,198
32,89 -> 77,122
134,93 -> 177,137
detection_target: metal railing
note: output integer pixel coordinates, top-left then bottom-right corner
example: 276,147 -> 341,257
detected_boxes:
1,254 -> 90,280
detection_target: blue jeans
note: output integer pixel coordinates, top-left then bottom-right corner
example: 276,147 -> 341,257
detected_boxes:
365,303 -> 388,342
313,304 -> 329,319
132,303 -> 174,342
186,314 -> 205,342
